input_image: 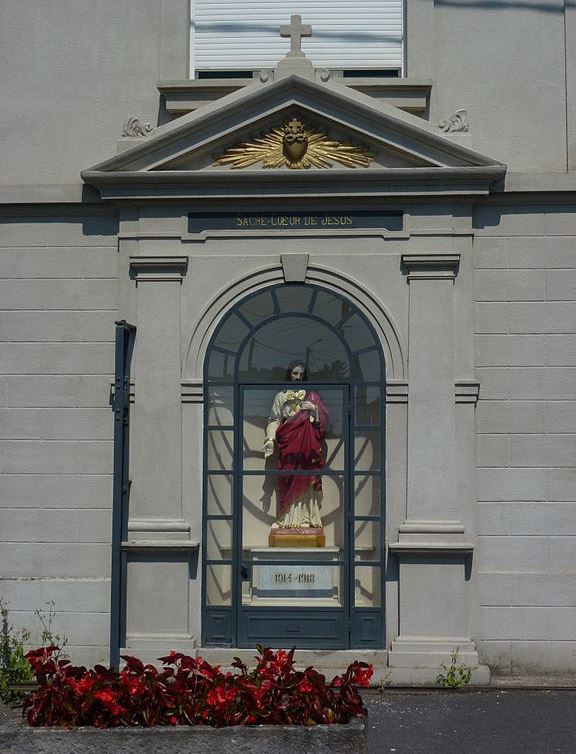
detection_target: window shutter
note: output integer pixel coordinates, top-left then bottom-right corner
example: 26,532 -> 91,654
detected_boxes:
190,1 -> 403,75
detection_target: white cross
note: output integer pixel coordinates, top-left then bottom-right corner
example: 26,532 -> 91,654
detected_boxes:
280,14 -> 312,56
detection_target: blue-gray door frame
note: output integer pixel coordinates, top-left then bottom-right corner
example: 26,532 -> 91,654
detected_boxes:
109,320 -> 136,669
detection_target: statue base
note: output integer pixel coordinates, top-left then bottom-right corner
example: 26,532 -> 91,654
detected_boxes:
268,527 -> 325,547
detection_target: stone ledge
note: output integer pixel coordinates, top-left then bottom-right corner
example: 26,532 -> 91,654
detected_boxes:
0,719 -> 367,754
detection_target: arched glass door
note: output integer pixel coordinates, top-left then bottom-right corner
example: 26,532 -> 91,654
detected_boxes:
202,284 -> 385,648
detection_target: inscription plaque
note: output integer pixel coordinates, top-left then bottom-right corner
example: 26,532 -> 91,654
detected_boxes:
254,563 -> 336,599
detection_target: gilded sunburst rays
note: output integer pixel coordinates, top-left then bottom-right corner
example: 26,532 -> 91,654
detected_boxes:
215,118 -> 374,170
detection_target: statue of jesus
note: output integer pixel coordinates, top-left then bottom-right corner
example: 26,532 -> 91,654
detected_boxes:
263,361 -> 329,530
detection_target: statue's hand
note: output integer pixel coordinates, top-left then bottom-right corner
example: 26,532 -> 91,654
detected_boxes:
263,438 -> 275,458
300,400 -> 315,411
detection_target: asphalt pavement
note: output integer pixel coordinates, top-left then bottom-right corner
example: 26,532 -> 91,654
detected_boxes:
363,688 -> 576,754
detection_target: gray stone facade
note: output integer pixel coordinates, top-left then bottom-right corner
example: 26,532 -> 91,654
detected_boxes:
1,2 -> 575,680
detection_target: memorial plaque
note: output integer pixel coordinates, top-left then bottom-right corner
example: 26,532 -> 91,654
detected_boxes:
254,563 -> 336,599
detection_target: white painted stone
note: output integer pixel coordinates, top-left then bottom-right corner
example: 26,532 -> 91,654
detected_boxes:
474,270 -> 546,301
478,503 -> 511,535
474,302 -> 509,333
0,508 -> 111,542
475,335 -> 546,367
511,574 -> 576,607
476,368 -> 510,399
84,247 -> 119,278
549,608 -> 576,640
508,401 -> 547,433
477,574 -> 513,606
42,408 -> 112,440
0,577 -> 110,612
546,336 -> 576,366
507,237 -> 576,269
476,401 -> 510,433
510,434 -> 576,467
0,408 -> 42,439
472,238 -> 508,269
0,248 -> 84,278
547,469 -> 576,501
6,375 -> 111,408
510,368 -> 576,400
510,302 -> 576,334
479,607 -> 550,641
42,475 -> 112,509
510,502 -> 576,535
510,642 -> 576,676
476,468 -> 547,502
5,440 -> 112,474
0,543 -> 110,578
546,270 -> 576,300
477,536 -> 547,571
548,537 -> 576,572
547,402 -> 576,432
476,434 -> 509,467
0,279 -> 117,309
477,640 -> 512,674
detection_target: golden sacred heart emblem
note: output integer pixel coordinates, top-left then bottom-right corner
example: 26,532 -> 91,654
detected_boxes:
283,118 -> 308,165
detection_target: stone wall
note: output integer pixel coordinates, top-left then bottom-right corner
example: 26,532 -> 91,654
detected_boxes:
474,200 -> 576,676
0,209 -> 118,665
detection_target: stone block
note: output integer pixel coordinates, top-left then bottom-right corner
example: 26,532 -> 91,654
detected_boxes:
0,474 -> 43,508
83,247 -> 119,278
0,543 -> 110,578
0,577 -> 109,612
476,468 -> 547,501
549,608 -> 576,640
547,469 -> 576,501
476,401 -> 510,433
478,574 -> 513,606
510,434 -> 576,467
508,401 -> 547,433
472,238 -> 508,269
0,279 -> 117,310
478,606 -> 550,640
510,502 -> 576,535
474,270 -> 546,301
0,221 -> 47,246
476,434 -> 509,466
477,640 -> 512,674
475,207 -> 546,236
510,368 -> 576,400
475,335 -> 545,366
0,247 -> 84,278
0,343 -> 114,375
545,209 -> 576,235
6,375 -> 111,408
42,408 -> 112,440
477,535 -> 547,571
510,641 -> 576,675
474,302 -> 509,333
476,368 -> 509,399
0,311 -> 83,341
42,474 -> 112,508
546,336 -> 576,366
5,440 -> 112,474
508,237 -> 576,269
547,402 -> 576,432
0,408 -> 42,439
478,503 -> 511,535
511,574 -> 576,606
0,508 -> 111,543
546,270 -> 576,301
510,302 -> 576,334
548,537 -> 576,572
45,215 -> 118,246
80,311 -> 117,341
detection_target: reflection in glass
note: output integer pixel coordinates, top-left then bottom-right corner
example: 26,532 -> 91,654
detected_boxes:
238,317 -> 349,383
275,285 -> 313,314
237,290 -> 275,326
354,520 -> 381,561
352,349 -> 381,381
213,313 -> 250,353
354,475 -> 381,517
207,474 -> 233,516
207,350 -> 234,381
207,387 -> 234,426
206,564 -> 232,606
207,429 -> 234,471
354,566 -> 381,607
355,385 -> 381,426
340,314 -> 374,352
312,290 -> 350,326
354,431 -> 381,471
207,519 -> 233,560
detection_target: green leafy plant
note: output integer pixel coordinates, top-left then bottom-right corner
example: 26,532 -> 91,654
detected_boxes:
0,599 -> 69,704
0,598 -> 34,704
436,648 -> 472,689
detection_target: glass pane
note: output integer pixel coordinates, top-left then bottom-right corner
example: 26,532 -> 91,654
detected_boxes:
311,290 -> 350,326
275,285 -> 313,313
212,313 -> 250,353
207,387 -> 234,426
207,429 -> 234,471
242,474 -> 345,551
237,290 -> 275,326
205,564 -> 232,606
352,349 -> 381,381
242,386 -> 345,472
354,565 -> 381,607
354,431 -> 381,471
340,313 -> 375,352
354,475 -> 381,517
354,520 -> 381,561
207,474 -> 233,516
207,519 -> 233,560
355,385 -> 382,426
238,316 -> 349,382
207,350 -> 234,381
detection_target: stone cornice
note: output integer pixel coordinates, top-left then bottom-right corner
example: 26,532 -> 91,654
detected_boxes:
401,252 -> 461,281
129,255 -> 188,282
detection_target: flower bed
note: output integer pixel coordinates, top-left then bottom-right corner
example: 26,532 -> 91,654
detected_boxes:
23,645 -> 373,729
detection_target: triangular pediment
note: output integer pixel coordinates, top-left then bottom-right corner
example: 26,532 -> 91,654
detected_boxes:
82,74 -> 506,200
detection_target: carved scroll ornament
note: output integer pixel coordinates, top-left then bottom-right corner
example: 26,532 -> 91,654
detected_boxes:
215,117 -> 374,170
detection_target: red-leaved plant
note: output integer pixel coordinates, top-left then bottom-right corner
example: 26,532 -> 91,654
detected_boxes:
23,645 -> 372,728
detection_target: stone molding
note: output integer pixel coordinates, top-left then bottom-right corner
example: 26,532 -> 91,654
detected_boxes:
129,255 -> 188,282
401,252 -> 460,281
281,253 -> 309,282
455,379 -> 480,404
181,380 -> 203,403
121,541 -> 200,552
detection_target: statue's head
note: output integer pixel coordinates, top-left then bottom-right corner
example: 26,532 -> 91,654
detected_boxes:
285,361 -> 308,382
